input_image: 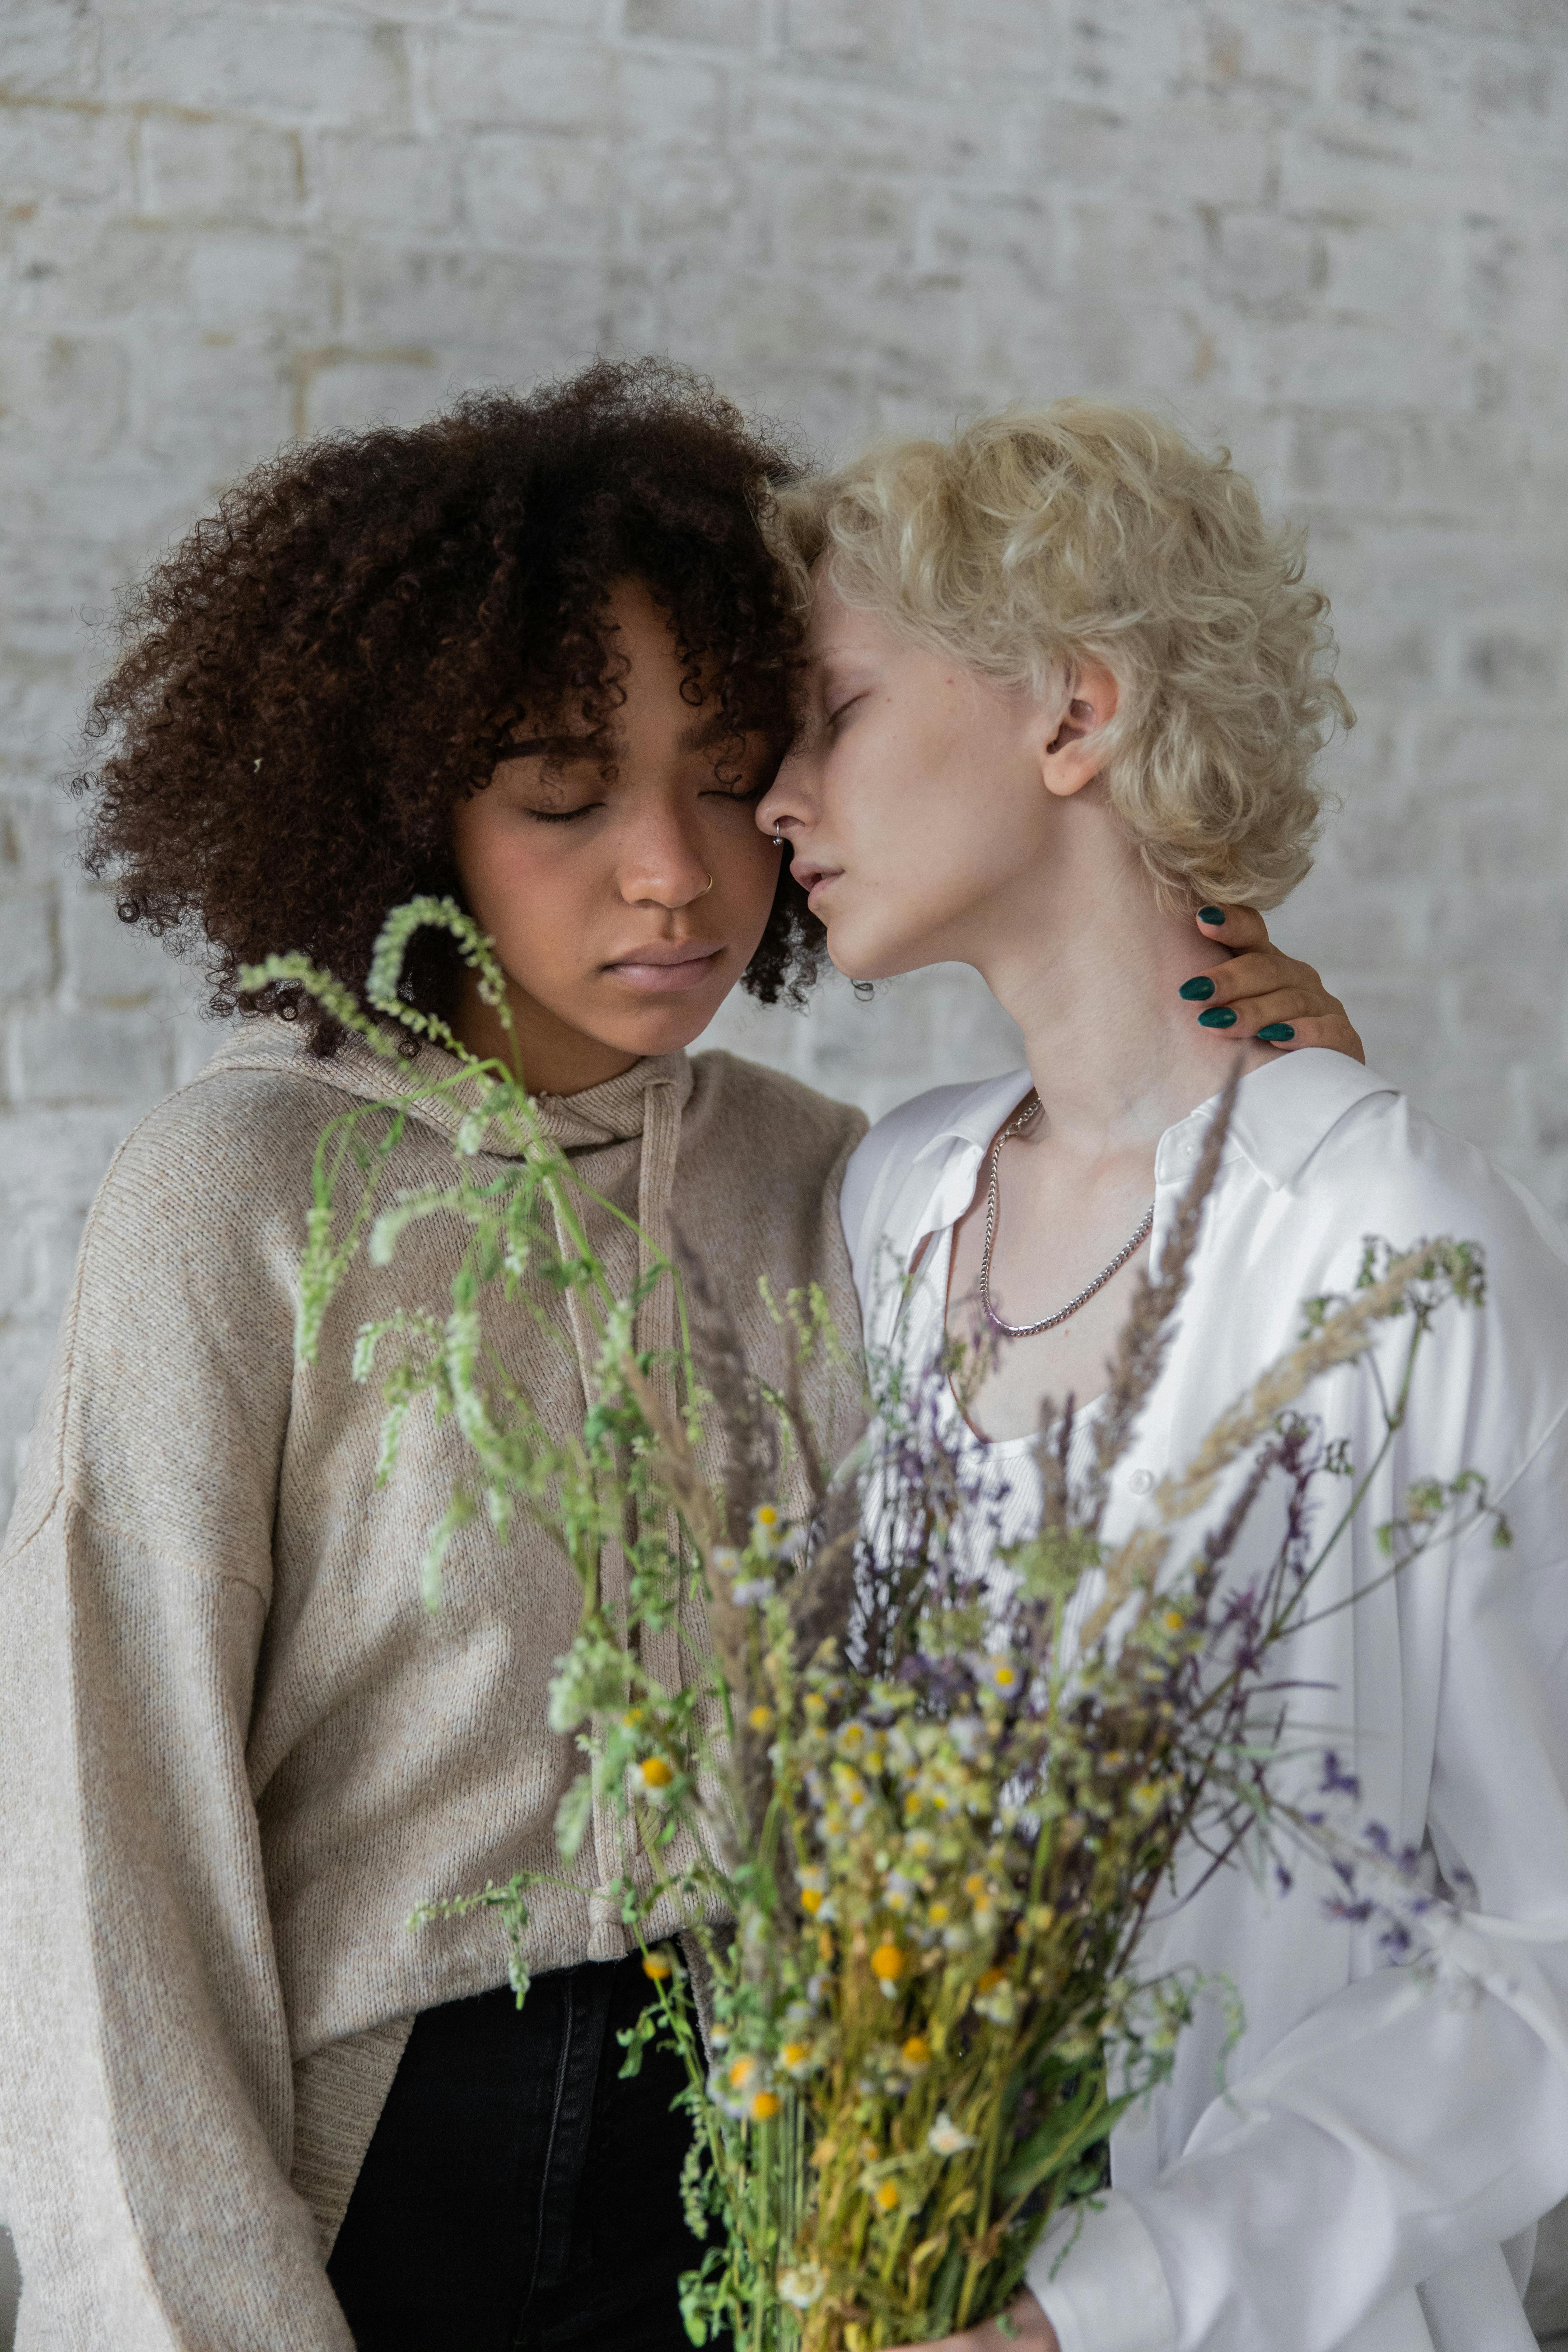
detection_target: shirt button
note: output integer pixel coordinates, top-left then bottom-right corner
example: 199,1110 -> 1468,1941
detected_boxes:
1128,1468 -> 1155,1496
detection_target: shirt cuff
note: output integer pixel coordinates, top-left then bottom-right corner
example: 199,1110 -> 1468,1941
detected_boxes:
1026,2191 -> 1178,2352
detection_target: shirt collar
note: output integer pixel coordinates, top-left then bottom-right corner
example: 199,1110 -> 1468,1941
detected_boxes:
913,1050 -> 1397,1196
1174,1049 -> 1399,1192
912,1067 -> 1037,1164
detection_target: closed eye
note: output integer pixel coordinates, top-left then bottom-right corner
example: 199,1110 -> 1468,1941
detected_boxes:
826,694 -> 864,730
521,800 -> 603,824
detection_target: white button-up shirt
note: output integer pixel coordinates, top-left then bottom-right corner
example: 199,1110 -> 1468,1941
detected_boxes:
840,1050 -> 1568,2352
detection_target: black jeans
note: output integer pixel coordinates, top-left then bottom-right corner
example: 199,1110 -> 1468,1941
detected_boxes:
328,1954 -> 710,2352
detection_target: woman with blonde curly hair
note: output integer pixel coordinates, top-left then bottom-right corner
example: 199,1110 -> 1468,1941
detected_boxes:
758,402 -> 1568,2352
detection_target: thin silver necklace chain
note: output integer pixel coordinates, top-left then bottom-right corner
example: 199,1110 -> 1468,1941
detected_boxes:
979,1091 -> 1154,1339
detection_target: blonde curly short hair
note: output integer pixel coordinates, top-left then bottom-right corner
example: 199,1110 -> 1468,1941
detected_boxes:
771,401 -> 1352,910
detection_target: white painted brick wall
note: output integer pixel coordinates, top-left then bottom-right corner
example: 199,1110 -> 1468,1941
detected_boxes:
1,0 -> 1566,1503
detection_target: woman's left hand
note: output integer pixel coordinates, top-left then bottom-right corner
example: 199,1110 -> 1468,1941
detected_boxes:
1181,905 -> 1365,1062
883,2290 -> 1060,2352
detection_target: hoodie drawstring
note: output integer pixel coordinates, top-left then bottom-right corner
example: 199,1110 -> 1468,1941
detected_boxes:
538,1062 -> 689,1956
634,1074 -> 686,1707
636,1075 -> 682,1413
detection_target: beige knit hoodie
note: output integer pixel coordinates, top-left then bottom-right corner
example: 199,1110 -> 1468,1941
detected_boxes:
0,1020 -> 865,2352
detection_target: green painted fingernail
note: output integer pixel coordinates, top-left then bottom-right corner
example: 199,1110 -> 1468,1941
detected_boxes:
1257,1022 -> 1295,1042
1198,1004 -> 1238,1028
1178,976 -> 1215,1001
1198,907 -> 1226,925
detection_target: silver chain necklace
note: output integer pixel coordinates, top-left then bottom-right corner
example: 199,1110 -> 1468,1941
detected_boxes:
979,1092 -> 1154,1339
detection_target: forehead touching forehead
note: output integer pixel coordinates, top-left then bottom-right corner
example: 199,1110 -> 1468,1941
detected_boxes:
770,399 -> 1352,913
804,565 -> 939,699
805,568 -> 877,663
506,578 -> 773,775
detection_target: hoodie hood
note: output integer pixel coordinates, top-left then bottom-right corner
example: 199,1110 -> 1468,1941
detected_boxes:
200,1016 -> 695,1156
201,1017 -> 693,1458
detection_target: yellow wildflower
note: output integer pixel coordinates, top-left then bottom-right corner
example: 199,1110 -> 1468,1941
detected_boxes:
748,1704 -> 775,1732
873,2179 -> 900,2211
801,1887 -> 824,1916
751,2091 -> 781,2122
641,1951 -> 673,1981
639,1756 -> 674,1788
728,2056 -> 757,2090
870,1942 -> 905,1983
901,2036 -> 931,2070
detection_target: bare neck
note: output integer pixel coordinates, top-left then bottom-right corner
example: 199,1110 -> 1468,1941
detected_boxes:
972,867 -> 1268,1163
451,970 -> 640,1097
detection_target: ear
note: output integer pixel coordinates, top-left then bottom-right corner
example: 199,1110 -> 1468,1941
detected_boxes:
1039,659 -> 1120,800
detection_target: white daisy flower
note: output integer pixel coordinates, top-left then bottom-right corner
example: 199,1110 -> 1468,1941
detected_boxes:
927,2112 -> 978,2157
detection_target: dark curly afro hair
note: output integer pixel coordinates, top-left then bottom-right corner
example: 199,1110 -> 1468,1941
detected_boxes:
76,356 -> 828,1054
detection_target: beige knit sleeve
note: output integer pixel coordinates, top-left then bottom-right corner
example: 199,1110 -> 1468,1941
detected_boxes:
0,1082 -> 355,2352
0,1498 -> 356,2351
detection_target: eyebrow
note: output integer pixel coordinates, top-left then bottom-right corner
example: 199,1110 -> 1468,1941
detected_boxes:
497,729 -> 603,768
674,709 -> 743,755
500,710 -> 744,763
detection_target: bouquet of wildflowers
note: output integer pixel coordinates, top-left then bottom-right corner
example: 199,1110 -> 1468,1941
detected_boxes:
245,901 -> 1505,2352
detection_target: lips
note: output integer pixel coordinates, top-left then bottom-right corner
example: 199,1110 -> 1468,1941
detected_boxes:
791,863 -> 841,912
604,940 -> 726,994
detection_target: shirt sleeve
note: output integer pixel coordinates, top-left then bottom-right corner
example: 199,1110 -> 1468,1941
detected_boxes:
0,1112 -> 356,2351
1028,1407 -> 1568,2352
1029,2194 -> 1177,2352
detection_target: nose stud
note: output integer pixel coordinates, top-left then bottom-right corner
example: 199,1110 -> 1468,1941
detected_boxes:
702,871 -> 714,894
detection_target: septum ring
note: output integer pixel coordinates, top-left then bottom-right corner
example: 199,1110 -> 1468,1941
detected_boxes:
772,824 -> 783,848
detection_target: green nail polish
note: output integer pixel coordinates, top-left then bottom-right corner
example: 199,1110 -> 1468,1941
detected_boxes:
1198,906 -> 1226,925
1257,1022 -> 1295,1042
1198,1004 -> 1238,1028
1178,976 -> 1215,1001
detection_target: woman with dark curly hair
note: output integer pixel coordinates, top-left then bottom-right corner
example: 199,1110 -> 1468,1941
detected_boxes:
0,358 -> 1352,2352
